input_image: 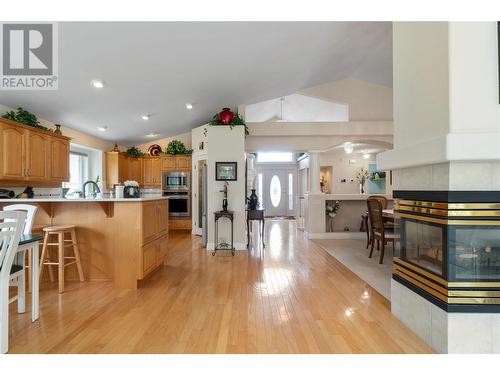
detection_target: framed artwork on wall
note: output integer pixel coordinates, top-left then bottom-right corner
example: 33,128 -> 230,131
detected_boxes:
216,162 -> 237,181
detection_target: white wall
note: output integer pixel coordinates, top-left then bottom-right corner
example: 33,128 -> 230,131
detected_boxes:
299,78 -> 393,121
319,150 -> 376,194
206,126 -> 246,251
245,93 -> 349,122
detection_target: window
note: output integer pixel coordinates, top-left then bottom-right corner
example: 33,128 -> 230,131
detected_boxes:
270,175 -> 281,208
288,173 -> 293,210
257,152 -> 294,163
64,152 -> 88,190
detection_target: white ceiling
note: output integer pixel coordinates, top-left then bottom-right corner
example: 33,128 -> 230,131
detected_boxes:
0,22 -> 392,145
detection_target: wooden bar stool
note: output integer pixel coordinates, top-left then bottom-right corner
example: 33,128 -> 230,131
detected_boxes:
39,225 -> 84,293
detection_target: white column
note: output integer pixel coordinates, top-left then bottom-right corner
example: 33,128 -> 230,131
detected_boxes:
308,151 -> 321,194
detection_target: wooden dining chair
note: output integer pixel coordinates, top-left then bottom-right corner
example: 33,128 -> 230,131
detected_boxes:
367,198 -> 399,264
0,210 -> 26,354
365,195 -> 394,250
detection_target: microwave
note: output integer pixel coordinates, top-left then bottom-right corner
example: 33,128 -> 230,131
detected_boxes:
162,171 -> 190,192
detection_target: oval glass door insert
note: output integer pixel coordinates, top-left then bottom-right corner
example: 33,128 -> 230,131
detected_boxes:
270,175 -> 281,208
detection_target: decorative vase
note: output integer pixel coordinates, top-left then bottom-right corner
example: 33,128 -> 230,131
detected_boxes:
54,124 -> 62,135
248,189 -> 258,210
359,182 -> 365,194
222,197 -> 228,211
219,107 -> 234,125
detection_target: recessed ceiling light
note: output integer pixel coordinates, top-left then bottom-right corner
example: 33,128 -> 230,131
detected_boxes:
91,80 -> 104,88
185,103 -> 193,110
362,153 -> 370,159
141,115 -> 150,120
146,133 -> 158,138
97,126 -> 107,132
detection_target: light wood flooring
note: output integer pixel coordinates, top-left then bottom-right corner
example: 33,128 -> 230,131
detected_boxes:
8,220 -> 433,353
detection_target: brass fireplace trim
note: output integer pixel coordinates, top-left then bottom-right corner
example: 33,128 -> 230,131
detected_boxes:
394,258 -> 447,286
396,200 -> 500,210
396,200 -> 500,218
396,212 -> 500,226
394,260 -> 500,304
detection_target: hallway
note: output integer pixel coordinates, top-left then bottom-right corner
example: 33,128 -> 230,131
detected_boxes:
8,220 -> 432,353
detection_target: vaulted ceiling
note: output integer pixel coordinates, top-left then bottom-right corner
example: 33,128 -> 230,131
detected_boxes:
0,22 -> 392,145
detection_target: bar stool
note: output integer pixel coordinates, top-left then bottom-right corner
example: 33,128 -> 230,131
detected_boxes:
39,225 -> 84,293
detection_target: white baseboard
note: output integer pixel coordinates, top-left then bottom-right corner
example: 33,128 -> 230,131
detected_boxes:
305,231 -> 366,240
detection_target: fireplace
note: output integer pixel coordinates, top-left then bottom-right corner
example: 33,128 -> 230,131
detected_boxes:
393,191 -> 500,312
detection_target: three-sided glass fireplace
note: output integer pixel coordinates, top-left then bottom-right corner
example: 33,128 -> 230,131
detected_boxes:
393,192 -> 500,312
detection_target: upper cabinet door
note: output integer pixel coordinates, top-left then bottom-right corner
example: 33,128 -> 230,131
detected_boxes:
49,138 -> 70,181
151,158 -> 161,185
26,132 -> 49,181
118,153 -> 128,183
161,156 -> 176,171
175,156 -> 191,170
0,124 -> 26,180
128,157 -> 143,185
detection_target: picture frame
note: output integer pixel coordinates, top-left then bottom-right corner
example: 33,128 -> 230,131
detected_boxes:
216,162 -> 237,181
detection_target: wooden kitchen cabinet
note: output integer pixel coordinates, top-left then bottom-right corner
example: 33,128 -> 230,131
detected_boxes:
49,138 -> 70,181
127,157 -> 143,185
141,241 -> 158,277
27,132 -> 50,181
161,156 -> 176,171
143,157 -> 161,187
139,199 -> 169,279
0,123 -> 25,180
160,155 -> 191,171
175,155 -> 191,170
0,118 -> 70,186
105,152 -> 129,189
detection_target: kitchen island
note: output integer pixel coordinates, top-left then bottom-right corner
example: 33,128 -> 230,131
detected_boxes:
0,196 -> 169,289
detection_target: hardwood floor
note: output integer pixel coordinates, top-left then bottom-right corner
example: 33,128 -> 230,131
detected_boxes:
8,220 -> 433,354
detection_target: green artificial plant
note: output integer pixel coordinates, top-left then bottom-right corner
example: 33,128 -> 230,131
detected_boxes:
2,107 -> 51,131
126,146 -> 145,158
165,139 -> 193,155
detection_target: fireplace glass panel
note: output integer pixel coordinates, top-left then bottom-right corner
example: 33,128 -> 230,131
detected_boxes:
401,220 -> 444,276
449,226 -> 500,281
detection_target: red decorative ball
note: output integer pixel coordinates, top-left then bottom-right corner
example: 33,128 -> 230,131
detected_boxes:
219,107 -> 234,125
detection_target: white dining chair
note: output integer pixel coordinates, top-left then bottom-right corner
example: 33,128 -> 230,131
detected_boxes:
3,205 -> 38,311
0,210 -> 26,354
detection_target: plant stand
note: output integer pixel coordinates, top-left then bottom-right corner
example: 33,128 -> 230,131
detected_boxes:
213,210 -> 235,256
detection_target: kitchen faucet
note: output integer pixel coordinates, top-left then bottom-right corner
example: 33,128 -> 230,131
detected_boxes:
82,180 -> 101,199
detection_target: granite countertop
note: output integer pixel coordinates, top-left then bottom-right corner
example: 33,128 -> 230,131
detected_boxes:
0,195 -> 168,203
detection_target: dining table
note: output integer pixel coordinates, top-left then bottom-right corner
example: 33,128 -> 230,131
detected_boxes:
382,209 -> 394,219
17,234 -> 42,322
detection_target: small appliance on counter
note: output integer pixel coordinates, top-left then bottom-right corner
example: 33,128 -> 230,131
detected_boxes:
16,186 -> 34,199
123,180 -> 140,198
0,188 -> 15,199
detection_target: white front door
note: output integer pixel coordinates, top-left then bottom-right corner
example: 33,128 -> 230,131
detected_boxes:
260,170 -> 288,216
